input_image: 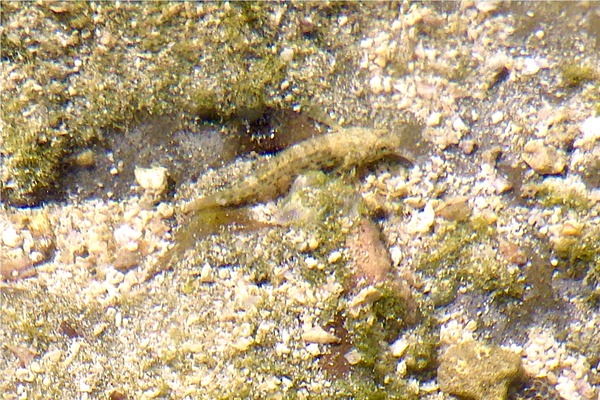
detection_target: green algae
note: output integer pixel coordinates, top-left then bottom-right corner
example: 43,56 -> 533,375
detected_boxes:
0,3 -> 289,204
531,182 -> 591,212
560,62 -> 598,87
438,340 -> 523,400
336,301 -> 437,399
170,169 -> 429,398
417,220 -> 525,303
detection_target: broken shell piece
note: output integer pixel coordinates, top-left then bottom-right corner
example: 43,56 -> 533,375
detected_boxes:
301,326 -> 340,344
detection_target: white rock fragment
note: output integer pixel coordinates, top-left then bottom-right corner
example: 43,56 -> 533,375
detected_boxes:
390,338 -> 409,357
134,166 -> 168,195
232,337 -> 254,351
301,326 -> 340,344
370,75 -> 384,94
2,226 -> 23,248
156,203 -> 174,219
427,112 -> 442,127
491,110 -> 504,124
113,224 -> 142,251
574,116 -> 600,150
199,262 -> 214,283
306,343 -> 321,356
304,256 -> 318,269
44,349 -> 62,363
280,47 -> 294,63
492,177 -> 513,194
522,139 -> 567,175
475,1 -> 501,13
29,361 -> 42,374
390,246 -> 403,266
327,250 -> 342,264
360,38 -> 373,48
521,57 -> 542,75
344,348 -> 363,365
452,117 -> 469,133
407,202 -> 436,234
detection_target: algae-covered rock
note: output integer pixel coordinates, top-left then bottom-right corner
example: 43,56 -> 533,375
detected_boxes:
437,341 -> 523,400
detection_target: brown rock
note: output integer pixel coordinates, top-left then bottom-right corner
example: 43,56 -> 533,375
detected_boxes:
522,140 -> 566,175
346,219 -> 392,284
438,341 -> 523,400
113,249 -> 141,272
498,240 -> 527,266
436,197 -> 472,222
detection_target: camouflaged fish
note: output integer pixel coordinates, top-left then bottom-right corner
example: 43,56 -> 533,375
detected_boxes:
183,126 -> 416,213
142,125 -> 418,282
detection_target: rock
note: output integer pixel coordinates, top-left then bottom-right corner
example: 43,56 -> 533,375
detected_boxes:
344,349 -> 362,365
369,75 -> 384,94
113,249 -> 141,272
390,337 -> 409,358
436,197 -> 471,222
522,140 -> 566,175
279,47 -> 294,63
134,166 -> 168,195
491,111 -> 504,124
301,326 -> 340,344
438,341 -> 523,400
72,149 -> 96,168
406,202 -> 436,234
574,116 -> 600,150
2,226 -> 23,248
346,218 -> 392,284
498,239 -> 527,265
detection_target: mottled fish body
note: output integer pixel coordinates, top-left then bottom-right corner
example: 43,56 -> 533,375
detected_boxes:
183,126 -> 413,213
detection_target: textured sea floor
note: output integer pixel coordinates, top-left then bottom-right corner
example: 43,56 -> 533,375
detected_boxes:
1,2 -> 599,399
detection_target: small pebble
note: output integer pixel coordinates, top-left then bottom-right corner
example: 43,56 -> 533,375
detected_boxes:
280,47 -> 294,63
2,226 -> 23,248
522,139 -> 566,175
574,116 -> 600,150
344,349 -> 362,365
491,110 -> 504,124
305,257 -> 318,269
427,112 -> 442,127
327,251 -> 342,264
370,75 -> 384,94
301,326 -> 340,344
390,338 -> 409,358
452,117 -> 469,132
156,203 -> 174,219
134,166 -> 168,195
73,149 -> 96,168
